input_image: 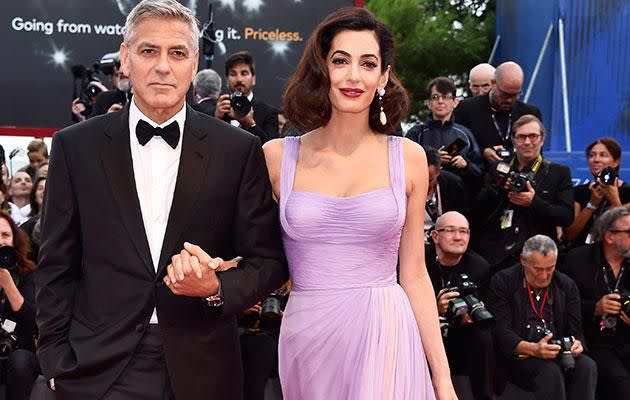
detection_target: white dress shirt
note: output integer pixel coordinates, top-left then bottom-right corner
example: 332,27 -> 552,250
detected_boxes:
128,99 -> 186,324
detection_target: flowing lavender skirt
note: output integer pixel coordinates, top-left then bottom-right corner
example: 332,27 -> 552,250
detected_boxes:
279,284 -> 435,400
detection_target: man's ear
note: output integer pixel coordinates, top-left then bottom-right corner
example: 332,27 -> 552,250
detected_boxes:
119,42 -> 130,77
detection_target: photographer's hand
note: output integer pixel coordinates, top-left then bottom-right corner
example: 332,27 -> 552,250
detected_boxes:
436,288 -> 460,315
598,178 -> 622,207
450,155 -> 468,169
71,98 -> 87,122
214,94 -> 232,119
570,338 -> 583,357
107,103 -> 123,114
482,146 -> 503,163
588,181 -> 604,207
534,333 -> 561,359
0,268 -> 24,312
234,107 -> 256,129
437,147 -> 453,165
507,181 -> 535,207
594,293 -> 621,317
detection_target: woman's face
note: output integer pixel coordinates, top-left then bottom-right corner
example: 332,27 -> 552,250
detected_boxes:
0,218 -> 14,248
1,164 -> 8,187
326,29 -> 388,119
588,143 -> 619,176
35,179 -> 46,208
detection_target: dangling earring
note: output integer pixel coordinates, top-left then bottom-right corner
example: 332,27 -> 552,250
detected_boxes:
378,87 -> 387,126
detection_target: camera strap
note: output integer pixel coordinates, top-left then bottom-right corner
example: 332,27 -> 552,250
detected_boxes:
527,281 -> 549,327
491,112 -> 512,145
508,154 -> 543,174
601,264 -> 625,294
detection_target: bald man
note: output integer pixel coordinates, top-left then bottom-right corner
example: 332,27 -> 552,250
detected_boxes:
468,63 -> 495,97
426,211 -> 494,400
454,61 -> 542,164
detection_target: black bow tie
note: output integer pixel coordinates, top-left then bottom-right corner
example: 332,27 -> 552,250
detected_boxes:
136,119 -> 180,149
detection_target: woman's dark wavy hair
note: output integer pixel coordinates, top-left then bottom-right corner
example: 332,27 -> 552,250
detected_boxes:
586,137 -> 622,173
283,7 -> 409,134
29,177 -> 46,217
0,211 -> 36,274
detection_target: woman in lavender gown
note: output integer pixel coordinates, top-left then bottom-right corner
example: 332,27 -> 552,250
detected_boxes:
262,7 -> 456,400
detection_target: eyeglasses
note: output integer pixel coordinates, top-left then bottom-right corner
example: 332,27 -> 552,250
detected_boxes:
609,229 -> 630,236
428,94 -> 455,102
513,133 -> 542,144
494,83 -> 521,100
435,227 -> 470,235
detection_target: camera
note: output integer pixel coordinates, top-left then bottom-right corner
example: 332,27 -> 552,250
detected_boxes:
495,162 -> 534,192
526,324 -> 575,372
0,320 -> 17,360
242,288 -> 288,334
618,290 -> 630,316
444,273 -> 494,331
230,91 -> 252,116
596,166 -> 617,186
0,246 -> 17,272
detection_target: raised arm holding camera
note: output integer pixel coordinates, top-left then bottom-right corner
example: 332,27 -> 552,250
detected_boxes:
214,51 -> 279,143
487,235 -> 596,400
564,207 -> 630,398
470,114 -> 574,272
426,212 -> 494,400
0,211 -> 39,400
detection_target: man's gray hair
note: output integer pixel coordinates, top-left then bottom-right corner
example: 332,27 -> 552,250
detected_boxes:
193,69 -> 222,99
124,0 -> 200,52
521,235 -> 557,260
592,206 -> 630,242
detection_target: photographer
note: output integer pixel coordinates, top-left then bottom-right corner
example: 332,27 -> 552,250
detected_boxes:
471,114 -> 574,272
565,137 -> 630,247
487,235 -> 596,400
214,51 -> 279,143
564,207 -> 630,398
0,211 -> 38,400
426,211 -> 494,400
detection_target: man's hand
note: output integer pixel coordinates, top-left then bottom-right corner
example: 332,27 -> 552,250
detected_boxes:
598,178 -> 622,206
594,293 -> 622,317
533,333 -> 561,359
570,338 -> 584,357
438,147 -> 453,165
436,288 -> 460,315
163,242 -> 225,297
71,98 -> 87,122
107,103 -> 123,114
483,146 -> 503,163
620,311 -> 630,326
214,94 -> 232,119
242,302 -> 262,316
232,106 -> 256,129
507,181 -> 535,207
450,155 -> 468,169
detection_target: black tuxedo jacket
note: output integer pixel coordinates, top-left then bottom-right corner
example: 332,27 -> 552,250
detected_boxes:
36,105 -> 288,400
191,97 -> 217,117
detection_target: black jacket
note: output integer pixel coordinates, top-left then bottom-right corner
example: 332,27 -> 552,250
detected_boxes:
1,270 -> 37,353
426,246 -> 491,298
471,158 -> 574,266
191,97 -> 217,117
454,93 -> 542,151
36,105 -> 288,400
223,97 -> 279,144
487,265 -> 586,360
563,243 -> 630,350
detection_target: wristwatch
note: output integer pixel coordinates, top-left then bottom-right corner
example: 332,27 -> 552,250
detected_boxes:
585,202 -> 597,210
203,280 -> 224,308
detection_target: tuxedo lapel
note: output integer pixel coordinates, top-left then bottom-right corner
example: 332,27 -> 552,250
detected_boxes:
157,106 -> 211,277
101,106 -> 154,275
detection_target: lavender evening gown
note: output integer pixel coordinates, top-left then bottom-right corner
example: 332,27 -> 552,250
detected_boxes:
278,136 -> 435,399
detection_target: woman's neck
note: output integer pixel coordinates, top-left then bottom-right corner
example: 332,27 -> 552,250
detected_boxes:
318,110 -> 374,152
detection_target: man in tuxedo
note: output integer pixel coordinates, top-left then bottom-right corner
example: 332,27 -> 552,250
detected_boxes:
214,51 -> 279,143
35,1 -> 288,399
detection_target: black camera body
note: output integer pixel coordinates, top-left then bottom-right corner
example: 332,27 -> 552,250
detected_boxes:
495,162 -> 534,193
230,91 -> 252,116
495,148 -> 514,159
0,246 -> 17,271
444,273 -> 494,332
596,166 -> 617,186
0,323 -> 17,360
618,289 -> 630,316
526,324 -> 575,372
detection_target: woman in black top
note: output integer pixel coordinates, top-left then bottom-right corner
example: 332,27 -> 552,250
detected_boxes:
565,137 -> 629,246
0,211 -> 39,400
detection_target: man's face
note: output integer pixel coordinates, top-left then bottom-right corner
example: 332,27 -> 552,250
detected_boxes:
427,165 -> 440,198
119,17 -> 198,122
227,62 -> 255,95
513,121 -> 544,165
469,75 -> 492,97
9,171 -> 32,198
426,86 -> 458,121
521,251 -> 556,289
605,215 -> 630,258
431,213 -> 470,257
489,78 -> 522,112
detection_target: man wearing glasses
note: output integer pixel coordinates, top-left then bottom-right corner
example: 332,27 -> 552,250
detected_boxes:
455,61 -> 542,164
470,114 -> 574,273
426,211 -> 495,400
406,77 -> 483,194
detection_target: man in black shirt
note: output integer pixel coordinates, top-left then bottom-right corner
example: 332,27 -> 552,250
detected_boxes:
564,207 -> 630,398
487,235 -> 596,400
454,61 -> 541,165
427,211 -> 494,400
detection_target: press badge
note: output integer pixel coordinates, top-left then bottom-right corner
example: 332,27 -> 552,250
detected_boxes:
500,209 -> 514,229
1,319 -> 16,334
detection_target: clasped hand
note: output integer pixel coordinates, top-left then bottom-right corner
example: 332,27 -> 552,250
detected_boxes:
163,242 -> 240,297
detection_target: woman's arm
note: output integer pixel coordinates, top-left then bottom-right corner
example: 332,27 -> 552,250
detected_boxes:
262,138 -> 285,200
565,201 -> 594,241
399,139 -> 456,400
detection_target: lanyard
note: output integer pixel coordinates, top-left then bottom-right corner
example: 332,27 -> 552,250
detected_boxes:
601,264 -> 625,294
491,112 -> 512,144
509,154 -> 543,174
527,282 -> 548,327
